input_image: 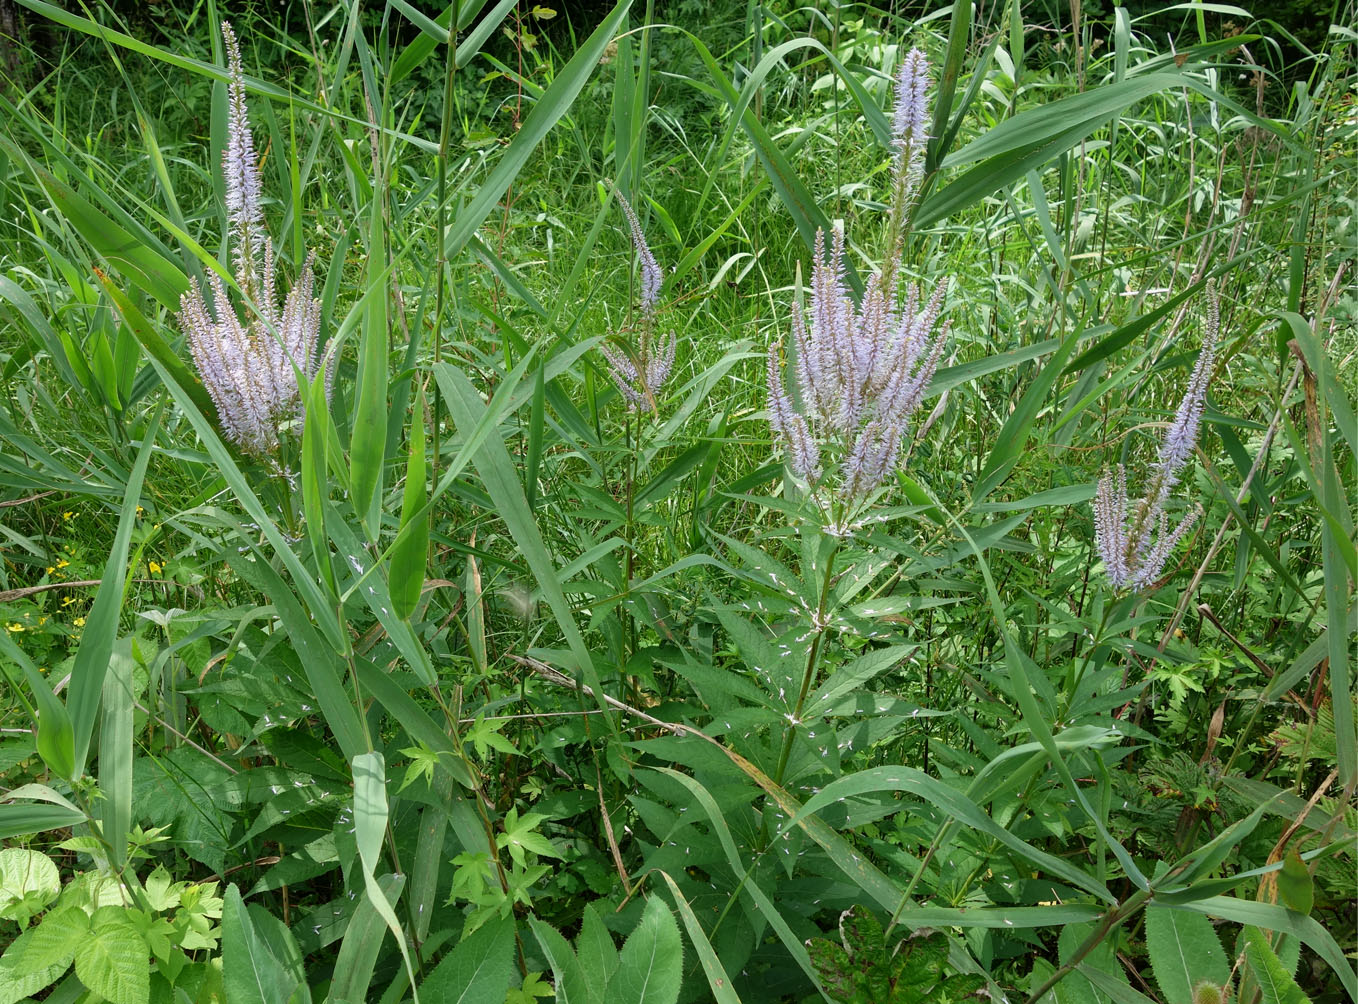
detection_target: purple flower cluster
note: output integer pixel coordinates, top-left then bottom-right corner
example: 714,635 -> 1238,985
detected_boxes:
599,192 -> 675,413
178,22 -> 327,457
767,48 -> 946,511
1093,284 -> 1221,592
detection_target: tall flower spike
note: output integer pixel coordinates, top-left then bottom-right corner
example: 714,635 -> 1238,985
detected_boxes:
220,22 -> 264,288
1091,285 -> 1221,592
766,48 -> 947,516
891,47 -> 930,196
616,192 -> 663,316
600,192 -> 675,413
177,21 -> 327,458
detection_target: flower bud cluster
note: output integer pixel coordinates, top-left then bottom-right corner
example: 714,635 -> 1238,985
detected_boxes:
599,192 -> 675,413
1093,284 -> 1221,592
178,21 -> 328,457
767,48 -> 946,511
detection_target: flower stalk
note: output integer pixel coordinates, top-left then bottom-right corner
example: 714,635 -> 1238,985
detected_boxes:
1093,283 -> 1221,592
178,21 -> 329,462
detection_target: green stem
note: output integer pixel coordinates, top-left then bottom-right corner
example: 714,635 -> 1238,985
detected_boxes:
771,534 -> 841,790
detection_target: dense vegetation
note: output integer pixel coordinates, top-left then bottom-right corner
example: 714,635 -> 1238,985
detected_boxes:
0,2 -> 1354,1003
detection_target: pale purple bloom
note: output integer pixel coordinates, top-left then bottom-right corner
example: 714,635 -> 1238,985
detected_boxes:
766,48 -> 947,509
178,21 -> 326,457
891,48 -> 930,197
1092,284 -> 1220,592
1153,284 -> 1220,503
221,22 -> 264,282
767,344 -> 821,481
616,192 -> 663,316
600,192 -> 674,413
768,223 -> 947,502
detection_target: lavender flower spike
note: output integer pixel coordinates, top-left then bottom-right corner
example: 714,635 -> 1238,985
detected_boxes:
766,48 -> 947,520
600,192 -> 675,413
1092,284 -> 1221,592
616,192 -> 663,316
1153,281 -> 1220,502
176,21 -> 327,458
220,22 -> 264,287
892,48 -> 930,195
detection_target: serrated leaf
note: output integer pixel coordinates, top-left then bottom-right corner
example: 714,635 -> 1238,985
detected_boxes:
420,913 -> 517,1004
576,902 -> 619,990
1145,907 -> 1229,1004
13,906 -> 85,976
528,916 -> 591,1004
1242,927 -> 1310,1004
73,916 -> 149,1004
0,926 -> 70,1004
607,896 -> 682,1004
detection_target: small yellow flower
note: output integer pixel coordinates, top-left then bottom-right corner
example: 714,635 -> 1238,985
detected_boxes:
5,622 -> 24,633
135,506 -> 144,517
61,596 -> 77,607
62,511 -> 76,521
46,566 -> 55,575
73,617 -> 86,628
148,561 -> 163,574
56,559 -> 69,569
38,616 -> 48,626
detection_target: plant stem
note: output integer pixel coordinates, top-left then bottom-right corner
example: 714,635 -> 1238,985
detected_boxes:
771,533 -> 841,790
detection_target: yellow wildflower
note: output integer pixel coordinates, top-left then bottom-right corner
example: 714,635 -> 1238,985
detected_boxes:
149,561 -> 163,574
62,511 -> 76,521
5,623 -> 24,633
73,617 -> 86,628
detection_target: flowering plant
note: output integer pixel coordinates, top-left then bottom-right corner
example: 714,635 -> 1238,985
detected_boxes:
767,49 -> 946,531
177,22 -> 329,460
1093,284 -> 1220,592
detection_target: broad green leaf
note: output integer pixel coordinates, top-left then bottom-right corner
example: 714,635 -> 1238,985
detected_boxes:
73,912 -> 149,1004
804,644 -> 916,719
0,803 -> 86,842
0,849 -> 60,923
329,872 -> 406,1004
575,903 -> 619,991
302,370 -> 337,597
1144,907 -> 1229,1004
1276,850 -> 1314,916
98,640 -> 135,868
350,208 -> 390,521
0,926 -> 69,1004
420,913 -> 517,1004
12,906 -> 85,974
351,752 -> 420,1001
606,896 -> 682,1004
222,884 -> 296,1004
17,658 -> 74,781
